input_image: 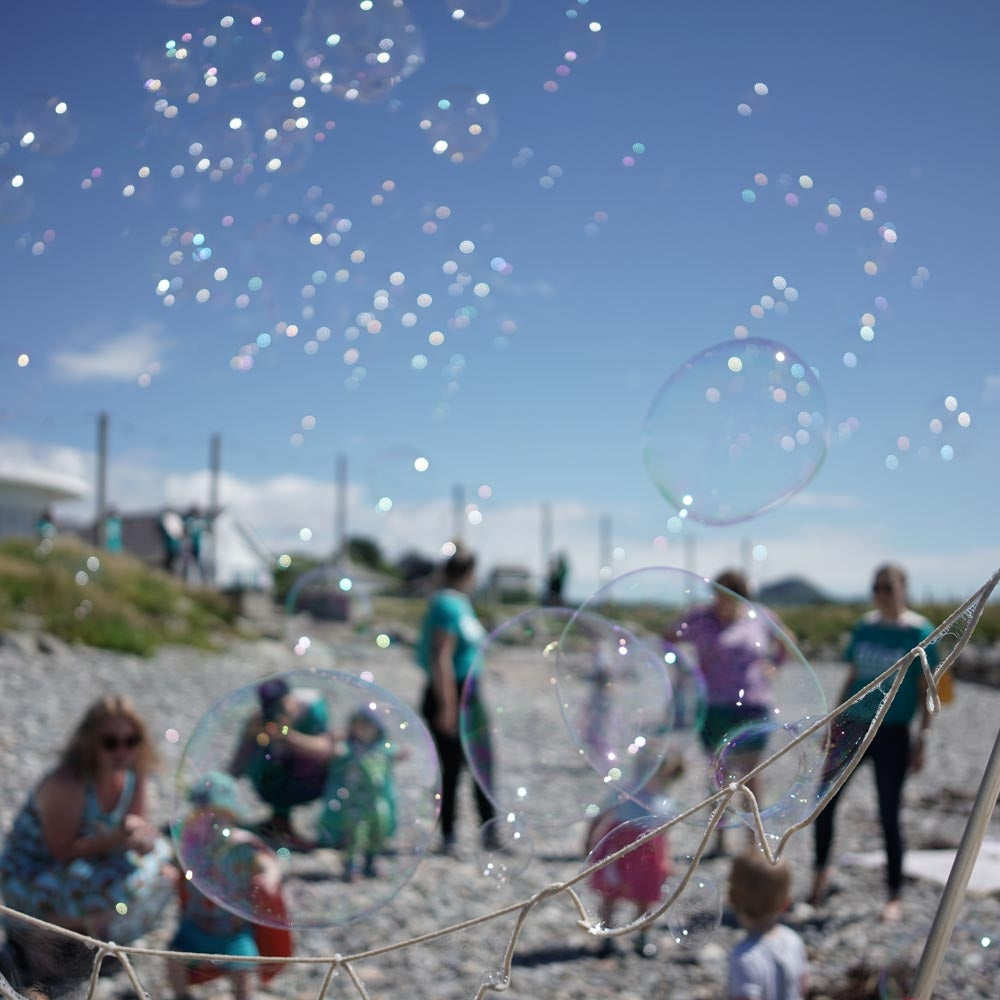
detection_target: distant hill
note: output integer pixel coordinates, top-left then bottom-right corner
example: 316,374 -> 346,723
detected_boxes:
757,576 -> 831,605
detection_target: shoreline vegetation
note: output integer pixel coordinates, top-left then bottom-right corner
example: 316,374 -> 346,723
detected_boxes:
2,536 -> 999,681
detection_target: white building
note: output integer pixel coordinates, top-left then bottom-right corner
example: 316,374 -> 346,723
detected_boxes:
0,466 -> 89,540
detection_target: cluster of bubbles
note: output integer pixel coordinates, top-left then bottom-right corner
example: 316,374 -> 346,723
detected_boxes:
418,89 -> 497,164
736,81 -> 769,117
621,141 -> 646,168
298,0 -> 425,105
583,208 -> 609,237
642,337 -> 828,526
883,394 -> 973,471
742,274 -> 800,324
0,95 -> 77,225
542,6 -> 605,92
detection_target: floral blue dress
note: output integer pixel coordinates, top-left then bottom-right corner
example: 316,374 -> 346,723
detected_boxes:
0,770 -> 174,942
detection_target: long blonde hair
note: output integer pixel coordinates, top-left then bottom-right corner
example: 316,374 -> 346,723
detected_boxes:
58,694 -> 159,780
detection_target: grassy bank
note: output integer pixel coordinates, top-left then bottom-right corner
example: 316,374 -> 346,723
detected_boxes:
0,536 -> 238,656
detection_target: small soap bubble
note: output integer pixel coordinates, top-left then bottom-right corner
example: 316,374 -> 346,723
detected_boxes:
475,817 -> 533,881
664,867 -> 722,948
642,338 -> 828,525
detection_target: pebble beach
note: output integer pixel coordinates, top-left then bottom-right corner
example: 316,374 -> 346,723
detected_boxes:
2,627 -> 1000,1000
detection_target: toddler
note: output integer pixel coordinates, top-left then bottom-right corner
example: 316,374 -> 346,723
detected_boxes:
584,750 -> 684,958
726,849 -> 809,1000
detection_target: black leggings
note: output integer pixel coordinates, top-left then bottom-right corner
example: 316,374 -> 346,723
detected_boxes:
813,722 -> 911,897
421,683 -> 495,841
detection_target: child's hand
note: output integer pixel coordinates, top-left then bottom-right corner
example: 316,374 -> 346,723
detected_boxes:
250,856 -> 283,898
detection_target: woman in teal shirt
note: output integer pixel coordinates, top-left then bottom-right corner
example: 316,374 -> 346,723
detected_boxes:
417,546 -> 495,854
811,563 -> 937,923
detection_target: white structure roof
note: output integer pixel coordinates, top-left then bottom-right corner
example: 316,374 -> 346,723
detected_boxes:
0,465 -> 89,501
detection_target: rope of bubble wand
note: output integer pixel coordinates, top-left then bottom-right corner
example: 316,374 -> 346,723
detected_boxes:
1,567 -> 996,1000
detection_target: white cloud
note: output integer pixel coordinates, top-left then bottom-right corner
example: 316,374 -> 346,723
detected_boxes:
50,322 -> 171,382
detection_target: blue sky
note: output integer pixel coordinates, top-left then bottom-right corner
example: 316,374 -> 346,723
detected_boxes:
1,0 -> 998,602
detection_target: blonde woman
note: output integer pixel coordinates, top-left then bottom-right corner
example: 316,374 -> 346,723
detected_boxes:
0,695 -> 175,943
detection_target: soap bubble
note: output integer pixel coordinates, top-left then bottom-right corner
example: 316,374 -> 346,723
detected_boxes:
642,337 -> 828,524
475,817 -> 534,881
571,567 -> 827,845
580,813 -> 676,932
554,610 -> 675,787
664,865 -> 722,948
285,564 -> 375,659
446,0 -> 511,28
298,0 -> 425,104
419,88 -> 498,164
5,94 -> 79,156
173,668 -> 440,928
459,607 -> 671,835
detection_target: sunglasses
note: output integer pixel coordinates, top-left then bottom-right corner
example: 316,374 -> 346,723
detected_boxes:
100,734 -> 142,751
872,582 -> 896,594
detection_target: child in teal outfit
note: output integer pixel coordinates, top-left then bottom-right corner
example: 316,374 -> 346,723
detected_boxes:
317,707 -> 399,881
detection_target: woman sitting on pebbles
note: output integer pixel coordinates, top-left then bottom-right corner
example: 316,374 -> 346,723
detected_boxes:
0,695 -> 176,952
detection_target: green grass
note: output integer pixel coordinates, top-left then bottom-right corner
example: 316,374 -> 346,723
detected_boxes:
0,536 -> 239,656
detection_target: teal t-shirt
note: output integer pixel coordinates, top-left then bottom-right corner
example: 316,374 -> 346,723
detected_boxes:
843,610 -> 938,726
416,589 -> 486,684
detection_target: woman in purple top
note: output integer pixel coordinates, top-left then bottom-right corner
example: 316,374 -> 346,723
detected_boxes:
667,569 -> 788,851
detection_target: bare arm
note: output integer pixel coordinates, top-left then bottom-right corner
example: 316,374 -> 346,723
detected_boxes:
430,627 -> 459,736
36,774 -> 130,862
275,725 -> 339,762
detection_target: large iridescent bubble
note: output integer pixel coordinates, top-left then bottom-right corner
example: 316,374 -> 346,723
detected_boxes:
298,0 -> 425,104
642,337 -> 828,524
567,567 -> 828,848
459,607 -> 672,835
173,668 -> 440,928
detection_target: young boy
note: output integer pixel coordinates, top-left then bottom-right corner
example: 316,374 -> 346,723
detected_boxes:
726,849 -> 809,1000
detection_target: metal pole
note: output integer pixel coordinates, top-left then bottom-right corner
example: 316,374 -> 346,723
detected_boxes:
207,433 -> 221,586
540,502 -> 553,577
208,433 -> 221,515
335,453 -> 348,563
598,514 -> 612,581
451,483 -> 466,544
910,724 -> 1000,999
95,411 -> 108,547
